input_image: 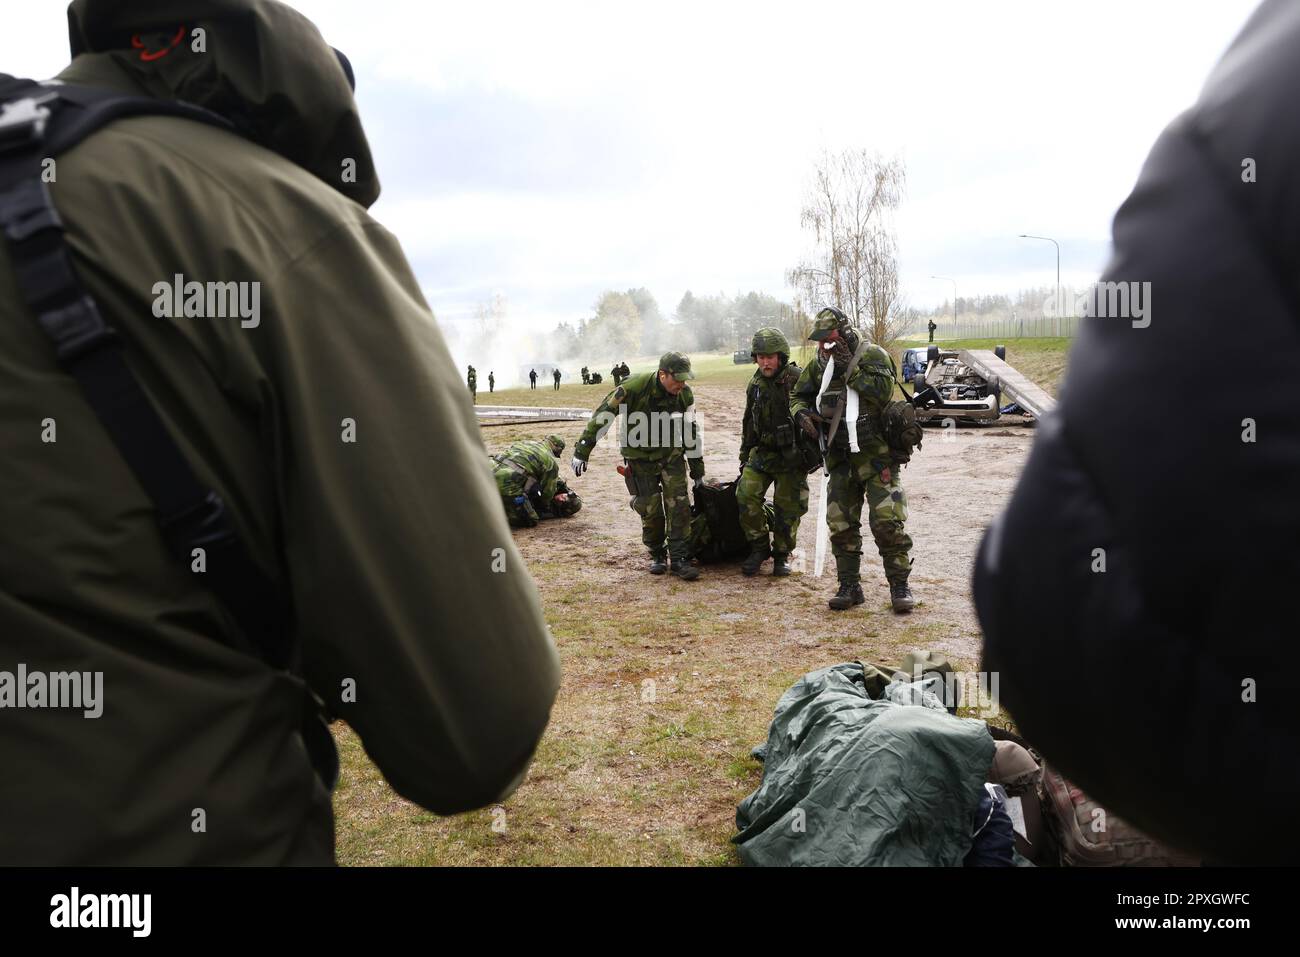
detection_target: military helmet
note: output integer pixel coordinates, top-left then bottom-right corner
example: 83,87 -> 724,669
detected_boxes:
751,327 -> 790,358
546,434 -> 565,455
809,306 -> 850,341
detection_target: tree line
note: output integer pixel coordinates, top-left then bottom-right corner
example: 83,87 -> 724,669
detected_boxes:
546,288 -> 812,360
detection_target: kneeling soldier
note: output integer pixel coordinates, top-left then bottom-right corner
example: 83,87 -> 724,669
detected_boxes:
792,308 -> 916,613
737,327 -> 807,577
572,352 -> 705,579
492,434 -> 569,528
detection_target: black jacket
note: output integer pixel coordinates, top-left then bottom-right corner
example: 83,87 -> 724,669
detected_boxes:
974,0 -> 1300,865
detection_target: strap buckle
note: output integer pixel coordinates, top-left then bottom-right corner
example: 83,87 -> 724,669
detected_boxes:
37,295 -> 119,364
0,94 -> 57,154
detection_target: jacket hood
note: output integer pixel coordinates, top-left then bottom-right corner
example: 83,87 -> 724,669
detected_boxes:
64,0 -> 379,207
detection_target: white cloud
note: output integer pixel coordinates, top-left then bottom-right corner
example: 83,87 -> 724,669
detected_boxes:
4,0 -> 1262,326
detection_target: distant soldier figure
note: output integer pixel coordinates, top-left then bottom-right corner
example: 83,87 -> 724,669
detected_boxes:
619,361 -> 630,381
572,353 -> 705,579
529,368 -> 538,390
467,364 -> 477,402
737,328 -> 807,577
792,307 -> 916,613
610,364 -> 622,388
553,368 -> 562,390
581,366 -> 590,385
927,319 -> 937,343
488,371 -> 495,393
491,435 -> 578,527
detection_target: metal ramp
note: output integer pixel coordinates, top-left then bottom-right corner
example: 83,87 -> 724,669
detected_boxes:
960,350 -> 1057,419
475,405 -> 591,427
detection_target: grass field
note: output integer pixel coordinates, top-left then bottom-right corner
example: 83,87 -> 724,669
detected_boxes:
476,337 -> 1073,409
333,337 -> 1072,865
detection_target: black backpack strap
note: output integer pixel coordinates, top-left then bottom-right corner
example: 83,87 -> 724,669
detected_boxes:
0,79 -> 292,670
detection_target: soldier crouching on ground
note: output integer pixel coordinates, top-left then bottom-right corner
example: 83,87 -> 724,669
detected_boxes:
792,308 -> 916,613
737,328 -> 808,577
572,352 -> 705,579
492,435 -> 576,527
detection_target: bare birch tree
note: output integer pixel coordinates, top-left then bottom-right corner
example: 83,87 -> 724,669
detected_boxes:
787,149 -> 907,348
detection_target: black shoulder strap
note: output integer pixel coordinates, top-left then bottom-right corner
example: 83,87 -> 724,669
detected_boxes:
0,77 -> 291,670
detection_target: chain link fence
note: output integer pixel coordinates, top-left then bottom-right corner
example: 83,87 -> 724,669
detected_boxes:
906,315 -> 1081,340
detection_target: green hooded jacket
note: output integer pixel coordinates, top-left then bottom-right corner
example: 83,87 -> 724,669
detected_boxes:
0,0 -> 559,864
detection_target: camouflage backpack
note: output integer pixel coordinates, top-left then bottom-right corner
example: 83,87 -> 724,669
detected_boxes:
883,399 -> 923,463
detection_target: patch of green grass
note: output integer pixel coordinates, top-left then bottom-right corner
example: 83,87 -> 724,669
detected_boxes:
726,754 -> 763,781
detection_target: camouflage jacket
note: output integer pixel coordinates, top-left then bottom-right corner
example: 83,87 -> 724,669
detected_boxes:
575,372 -> 704,478
492,440 -> 560,501
791,341 -> 896,452
740,362 -> 801,465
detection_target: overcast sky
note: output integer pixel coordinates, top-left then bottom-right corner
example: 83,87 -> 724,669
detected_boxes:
4,1 -> 1261,333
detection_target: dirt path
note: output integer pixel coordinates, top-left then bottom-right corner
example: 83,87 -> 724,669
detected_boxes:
514,381 -> 1034,659
334,379 -> 1038,864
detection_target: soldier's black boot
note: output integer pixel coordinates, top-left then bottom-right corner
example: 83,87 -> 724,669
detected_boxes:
771,553 -> 791,577
828,553 -> 863,610
889,577 -> 916,613
670,559 -> 700,581
828,581 -> 865,610
741,541 -> 771,576
648,552 -> 668,575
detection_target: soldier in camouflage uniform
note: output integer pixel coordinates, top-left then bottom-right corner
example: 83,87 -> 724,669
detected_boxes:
572,352 -> 705,579
737,327 -> 807,577
467,364 -> 477,401
791,308 -> 916,613
491,434 -> 572,528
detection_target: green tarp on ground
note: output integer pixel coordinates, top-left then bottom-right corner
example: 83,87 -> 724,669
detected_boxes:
734,662 -> 995,866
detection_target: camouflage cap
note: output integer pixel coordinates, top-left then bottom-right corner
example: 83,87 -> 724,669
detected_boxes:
808,306 -> 850,340
659,352 -> 695,381
751,327 -> 790,356
546,434 -> 565,455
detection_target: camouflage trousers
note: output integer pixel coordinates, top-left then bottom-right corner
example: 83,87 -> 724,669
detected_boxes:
494,469 -> 539,528
626,455 -> 691,561
737,454 -> 809,555
825,445 -> 912,584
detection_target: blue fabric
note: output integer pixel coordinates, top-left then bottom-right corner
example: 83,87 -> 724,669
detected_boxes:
964,785 -> 1015,867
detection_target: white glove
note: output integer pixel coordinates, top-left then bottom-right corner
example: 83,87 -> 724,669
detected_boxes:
571,456 -> 587,477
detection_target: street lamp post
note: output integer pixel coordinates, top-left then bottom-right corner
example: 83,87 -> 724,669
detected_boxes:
1019,234 -> 1060,325
931,275 -> 957,333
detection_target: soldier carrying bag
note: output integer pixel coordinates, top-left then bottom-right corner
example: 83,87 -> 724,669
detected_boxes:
758,362 -> 820,474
